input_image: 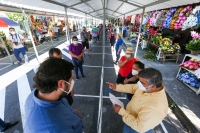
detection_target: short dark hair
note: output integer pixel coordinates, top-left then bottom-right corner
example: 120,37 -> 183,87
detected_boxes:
9,27 -> 15,30
83,26 -> 86,28
49,48 -> 62,57
33,58 -> 74,93
72,36 -> 78,40
134,61 -> 145,70
138,68 -> 162,88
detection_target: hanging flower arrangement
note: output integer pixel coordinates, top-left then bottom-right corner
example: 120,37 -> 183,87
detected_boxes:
169,7 -> 184,29
155,10 -> 168,27
182,6 -> 200,30
150,11 -> 160,26
142,13 -> 150,25
163,8 -> 177,28
174,6 -> 193,30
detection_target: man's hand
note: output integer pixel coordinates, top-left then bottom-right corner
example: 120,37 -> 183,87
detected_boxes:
76,56 -> 81,60
74,109 -> 81,116
123,78 -> 129,84
106,82 -> 116,90
112,104 -> 122,113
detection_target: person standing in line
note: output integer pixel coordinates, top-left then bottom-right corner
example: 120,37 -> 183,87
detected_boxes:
116,25 -> 120,38
49,48 -> 74,106
116,47 -> 137,84
92,26 -> 98,42
106,68 -> 168,133
0,118 -> 18,132
24,58 -> 83,133
109,32 -> 116,51
97,26 -> 101,41
123,25 -> 127,38
114,34 -> 123,65
81,27 -> 90,56
123,61 -> 145,100
8,27 -> 29,65
88,31 -> 92,51
69,36 -> 85,80
52,24 -> 59,41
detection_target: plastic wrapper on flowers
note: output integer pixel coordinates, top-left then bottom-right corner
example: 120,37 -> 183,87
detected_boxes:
159,38 -> 180,54
163,8 -> 177,28
174,6 -> 193,30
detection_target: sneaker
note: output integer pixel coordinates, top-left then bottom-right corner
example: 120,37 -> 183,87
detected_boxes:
17,61 -> 24,65
82,74 -> 85,79
76,76 -> 79,80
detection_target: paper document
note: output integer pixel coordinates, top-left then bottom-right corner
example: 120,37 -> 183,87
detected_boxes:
109,93 -> 124,108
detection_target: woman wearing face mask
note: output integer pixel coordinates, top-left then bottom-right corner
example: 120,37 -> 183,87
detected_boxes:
124,61 -> 145,100
69,36 -> 85,80
116,47 -> 137,84
109,32 -> 116,51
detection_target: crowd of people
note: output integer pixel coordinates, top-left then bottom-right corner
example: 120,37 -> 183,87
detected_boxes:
0,24 -> 168,133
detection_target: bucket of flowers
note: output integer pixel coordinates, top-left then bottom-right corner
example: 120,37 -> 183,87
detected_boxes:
186,31 -> 200,55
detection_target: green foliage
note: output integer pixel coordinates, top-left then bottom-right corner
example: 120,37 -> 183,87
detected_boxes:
0,31 -> 9,48
186,39 -> 200,51
143,46 -> 157,61
6,13 -> 27,22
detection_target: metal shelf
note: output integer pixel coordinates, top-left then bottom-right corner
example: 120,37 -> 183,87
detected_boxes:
177,54 -> 200,95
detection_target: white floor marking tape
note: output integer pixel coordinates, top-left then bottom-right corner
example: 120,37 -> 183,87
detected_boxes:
160,122 -> 168,133
17,74 -> 31,128
74,94 -> 126,99
0,88 -> 6,120
61,50 -> 72,59
0,63 -> 12,65
0,41 -> 69,91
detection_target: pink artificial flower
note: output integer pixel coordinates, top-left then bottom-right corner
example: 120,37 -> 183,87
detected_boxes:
191,31 -> 199,40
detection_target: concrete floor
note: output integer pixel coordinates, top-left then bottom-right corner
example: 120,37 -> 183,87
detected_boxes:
0,35 -> 189,133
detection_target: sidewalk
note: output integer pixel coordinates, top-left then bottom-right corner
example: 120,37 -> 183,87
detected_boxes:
123,38 -> 200,132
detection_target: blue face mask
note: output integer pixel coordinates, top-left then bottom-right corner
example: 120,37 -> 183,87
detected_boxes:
73,41 -> 78,45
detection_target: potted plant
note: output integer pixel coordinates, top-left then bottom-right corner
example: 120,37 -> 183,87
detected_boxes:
186,31 -> 200,55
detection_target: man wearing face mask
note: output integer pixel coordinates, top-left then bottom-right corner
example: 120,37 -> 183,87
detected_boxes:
106,68 -> 168,133
8,27 -> 29,65
81,27 -> 90,56
24,58 -> 83,133
124,61 -> 145,100
49,48 -> 74,106
117,47 -> 137,84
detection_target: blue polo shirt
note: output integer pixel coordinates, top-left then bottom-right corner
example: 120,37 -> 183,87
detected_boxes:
115,38 -> 123,52
24,89 -> 83,133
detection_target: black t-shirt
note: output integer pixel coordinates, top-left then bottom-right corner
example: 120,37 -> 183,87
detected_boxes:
126,72 -> 139,84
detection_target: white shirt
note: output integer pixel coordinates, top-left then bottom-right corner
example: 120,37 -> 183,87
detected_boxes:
52,27 -> 59,32
8,34 -> 24,49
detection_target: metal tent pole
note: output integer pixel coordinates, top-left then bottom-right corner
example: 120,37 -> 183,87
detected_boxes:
85,14 -> 87,29
21,8 -> 39,62
65,7 -> 71,44
0,36 -> 13,64
122,15 -> 125,35
134,7 -> 145,58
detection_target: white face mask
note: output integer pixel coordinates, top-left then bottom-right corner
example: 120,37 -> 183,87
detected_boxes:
61,79 -> 74,95
125,54 -> 131,58
11,31 -> 15,34
132,69 -> 138,75
73,41 -> 78,45
137,81 -> 147,92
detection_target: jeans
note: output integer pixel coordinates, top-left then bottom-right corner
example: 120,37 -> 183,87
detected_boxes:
72,59 -> 83,76
0,118 -> 6,132
14,47 -> 29,62
116,51 -> 121,63
123,124 -> 153,133
55,32 -> 59,41
123,30 -> 126,38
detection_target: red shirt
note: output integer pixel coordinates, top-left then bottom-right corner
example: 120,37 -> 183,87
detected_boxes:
119,56 -> 137,77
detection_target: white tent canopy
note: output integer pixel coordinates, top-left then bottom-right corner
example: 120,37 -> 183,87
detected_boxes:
0,0 -> 200,19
